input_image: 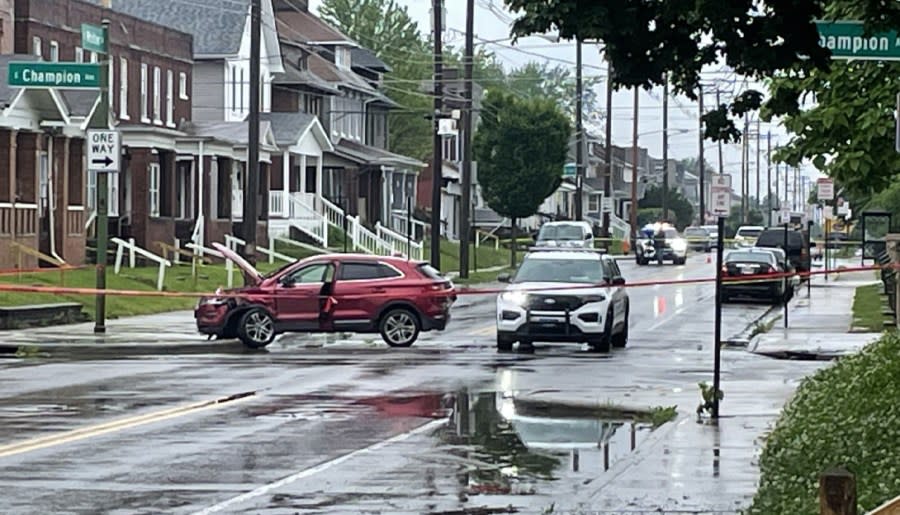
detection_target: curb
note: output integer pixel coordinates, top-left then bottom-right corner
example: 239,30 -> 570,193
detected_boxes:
725,305 -> 781,346
511,394 -> 658,419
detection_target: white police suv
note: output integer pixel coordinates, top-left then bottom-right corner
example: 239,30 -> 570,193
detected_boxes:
495,248 -> 630,353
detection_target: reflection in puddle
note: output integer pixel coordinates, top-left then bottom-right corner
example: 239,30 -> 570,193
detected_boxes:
440,392 -> 654,497
654,296 -> 667,317
675,289 -> 684,307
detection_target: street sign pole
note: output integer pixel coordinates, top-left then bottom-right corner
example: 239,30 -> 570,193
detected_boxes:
93,20 -> 110,334
783,222 -> 790,329
807,220 -> 813,298
712,215 -> 725,420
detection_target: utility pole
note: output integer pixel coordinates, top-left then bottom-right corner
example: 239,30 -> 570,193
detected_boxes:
662,77 -> 669,221
93,16 -> 111,333
430,0 -> 443,269
242,0 -> 261,262
741,114 -> 748,223
766,131 -> 772,226
716,89 -> 724,177
755,118 -> 761,210
775,162 -> 780,213
602,57 -> 613,238
458,0 -> 474,279
698,84 -> 705,226
574,39 -> 584,221
630,88 -> 639,244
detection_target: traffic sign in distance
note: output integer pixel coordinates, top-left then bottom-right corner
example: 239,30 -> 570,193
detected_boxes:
817,178 -> 835,201
711,186 -> 731,217
87,130 -> 120,173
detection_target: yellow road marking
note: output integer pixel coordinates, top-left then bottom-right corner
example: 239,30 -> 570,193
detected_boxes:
0,392 -> 255,459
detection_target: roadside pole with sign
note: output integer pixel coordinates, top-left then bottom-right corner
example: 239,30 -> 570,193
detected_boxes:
818,178 -> 835,283
711,177 -> 730,420
87,22 -> 111,333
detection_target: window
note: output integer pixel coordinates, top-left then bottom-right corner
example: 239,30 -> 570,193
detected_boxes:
49,41 -> 59,62
140,63 -> 149,121
230,66 -> 236,112
588,194 -> 600,213
152,66 -> 161,123
238,67 -> 245,112
284,263 -> 332,284
166,70 -> 174,126
89,51 -> 98,63
86,172 -> 118,215
338,262 -> 400,281
119,58 -> 129,120
32,36 -> 41,57
179,72 -> 188,100
75,47 -> 83,63
335,47 -> 351,68
148,163 -> 160,217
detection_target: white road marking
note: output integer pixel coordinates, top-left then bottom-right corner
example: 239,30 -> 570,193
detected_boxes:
191,418 -> 447,514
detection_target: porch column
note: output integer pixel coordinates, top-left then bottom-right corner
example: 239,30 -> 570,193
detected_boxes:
315,155 -> 323,212
299,153 -> 307,195
281,150 -> 289,218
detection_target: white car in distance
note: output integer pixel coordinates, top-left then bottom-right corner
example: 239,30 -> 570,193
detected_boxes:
495,249 -> 629,353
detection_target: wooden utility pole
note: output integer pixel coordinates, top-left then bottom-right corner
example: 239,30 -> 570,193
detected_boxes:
766,131 -> 772,226
430,0 -> 443,269
698,84 -> 705,225
603,57 -> 612,237
630,88 -> 639,244
662,77 -> 669,220
756,117 -> 761,210
458,0 -> 474,278
574,39 -> 584,221
716,89 -> 724,176
243,0 -> 261,262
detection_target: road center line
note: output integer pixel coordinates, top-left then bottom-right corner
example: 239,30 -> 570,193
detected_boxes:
0,392 -> 255,459
191,418 -> 447,515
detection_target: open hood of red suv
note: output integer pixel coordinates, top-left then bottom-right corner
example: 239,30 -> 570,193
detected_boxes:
212,242 -> 263,286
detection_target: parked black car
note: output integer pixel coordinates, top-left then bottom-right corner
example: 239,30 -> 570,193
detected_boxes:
721,248 -> 791,304
755,228 -> 810,274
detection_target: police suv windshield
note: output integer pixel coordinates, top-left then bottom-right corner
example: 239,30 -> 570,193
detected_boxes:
513,257 -> 604,284
538,224 -> 584,241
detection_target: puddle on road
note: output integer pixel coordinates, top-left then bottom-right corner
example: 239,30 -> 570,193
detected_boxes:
437,392 -> 655,497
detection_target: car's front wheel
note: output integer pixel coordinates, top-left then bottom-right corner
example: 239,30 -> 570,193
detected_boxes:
589,309 -> 613,353
237,308 -> 276,349
497,334 -> 515,352
380,308 -> 421,348
613,306 -> 629,348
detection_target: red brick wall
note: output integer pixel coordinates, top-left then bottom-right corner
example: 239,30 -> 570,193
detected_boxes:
127,148 -> 152,248
0,129 -> 12,202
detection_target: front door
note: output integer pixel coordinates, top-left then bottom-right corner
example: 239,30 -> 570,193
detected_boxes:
275,262 -> 335,331
330,261 -> 401,331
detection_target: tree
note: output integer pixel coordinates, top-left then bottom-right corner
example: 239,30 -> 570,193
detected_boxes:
638,185 -> 694,230
474,92 -> 571,266
502,0 -> 900,142
506,62 -> 601,123
767,2 -> 900,196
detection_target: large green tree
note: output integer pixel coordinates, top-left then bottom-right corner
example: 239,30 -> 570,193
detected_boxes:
506,62 -> 601,122
638,185 -> 694,230
503,0 -> 900,142
474,92 -> 571,266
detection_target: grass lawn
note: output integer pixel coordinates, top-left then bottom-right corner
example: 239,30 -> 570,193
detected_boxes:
748,332 -> 900,514
427,239 -> 511,274
451,267 -> 515,285
0,260 -> 287,320
851,283 -> 886,332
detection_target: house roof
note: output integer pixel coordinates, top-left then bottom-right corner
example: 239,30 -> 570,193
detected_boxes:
333,138 -> 424,169
306,50 -> 377,94
259,111 -> 333,152
275,8 -> 355,44
182,120 -> 278,151
88,0 -> 243,55
351,48 -> 391,73
59,91 -> 100,117
0,54 -> 35,105
274,43 -> 341,94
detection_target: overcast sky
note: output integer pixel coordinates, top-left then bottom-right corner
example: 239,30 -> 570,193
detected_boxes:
308,0 -> 819,199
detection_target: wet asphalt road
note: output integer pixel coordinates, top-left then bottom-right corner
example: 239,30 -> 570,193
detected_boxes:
0,254 -> 775,514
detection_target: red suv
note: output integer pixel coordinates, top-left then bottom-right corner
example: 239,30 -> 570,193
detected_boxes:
195,243 -> 456,349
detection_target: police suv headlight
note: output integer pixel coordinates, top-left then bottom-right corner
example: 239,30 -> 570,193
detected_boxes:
500,291 -> 528,306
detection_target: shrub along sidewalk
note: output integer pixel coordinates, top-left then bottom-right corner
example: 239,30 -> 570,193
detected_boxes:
748,332 -> 900,514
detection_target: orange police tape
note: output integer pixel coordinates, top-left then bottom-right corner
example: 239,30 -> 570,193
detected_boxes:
0,265 -> 85,277
0,262 -> 895,301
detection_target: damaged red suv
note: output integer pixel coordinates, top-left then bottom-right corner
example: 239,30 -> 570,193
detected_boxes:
195,243 -> 456,349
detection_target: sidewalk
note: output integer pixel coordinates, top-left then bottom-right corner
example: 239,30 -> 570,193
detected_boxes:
515,276 -> 879,513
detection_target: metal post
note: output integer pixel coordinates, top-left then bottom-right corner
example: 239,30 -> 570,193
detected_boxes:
698,84 -> 705,225
93,19 -> 111,334
574,39 -> 584,221
716,89 -> 724,175
458,0 -> 474,278
242,0 -> 261,263
604,57 -> 613,238
406,196 -> 412,259
807,220 -> 813,297
784,222 -> 790,328
342,198 -> 349,254
662,77 -> 669,220
630,88 -> 639,244
430,0 -> 444,270
713,215 -> 725,419
767,132 -> 772,226
756,118 -> 761,209
825,216 -> 830,282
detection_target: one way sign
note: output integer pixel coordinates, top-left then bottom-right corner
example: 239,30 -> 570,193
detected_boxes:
87,130 -> 120,173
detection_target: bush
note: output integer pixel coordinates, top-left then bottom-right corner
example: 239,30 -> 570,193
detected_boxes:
748,333 -> 900,514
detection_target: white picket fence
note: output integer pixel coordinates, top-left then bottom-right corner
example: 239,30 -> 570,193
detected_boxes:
376,222 -> 424,260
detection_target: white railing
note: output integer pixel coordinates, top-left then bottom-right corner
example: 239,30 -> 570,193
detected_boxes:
390,210 -> 428,240
225,234 -> 294,264
0,203 -> 38,236
321,196 -> 346,231
111,237 -> 172,291
610,213 -> 631,242
269,191 -> 285,218
232,190 -> 243,220
376,222 -> 424,260
346,215 -> 388,255
84,209 -> 97,238
287,194 -> 328,247
191,215 -> 204,247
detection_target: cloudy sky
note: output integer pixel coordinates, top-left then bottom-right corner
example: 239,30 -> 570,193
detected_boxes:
308,0 -> 819,202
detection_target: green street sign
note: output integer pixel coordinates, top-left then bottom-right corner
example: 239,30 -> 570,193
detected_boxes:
563,163 -> 576,176
81,23 -> 106,55
7,62 -> 101,89
816,20 -> 900,60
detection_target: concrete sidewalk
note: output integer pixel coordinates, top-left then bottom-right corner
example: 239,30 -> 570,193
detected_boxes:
515,277 -> 879,513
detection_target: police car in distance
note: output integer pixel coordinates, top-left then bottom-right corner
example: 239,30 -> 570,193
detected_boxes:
495,247 -> 629,353
635,222 -> 688,265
